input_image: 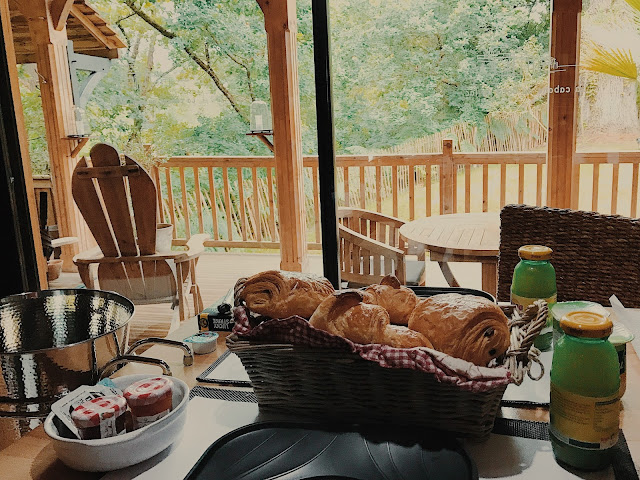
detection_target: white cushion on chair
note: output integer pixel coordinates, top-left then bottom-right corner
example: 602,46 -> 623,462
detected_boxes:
406,259 -> 426,286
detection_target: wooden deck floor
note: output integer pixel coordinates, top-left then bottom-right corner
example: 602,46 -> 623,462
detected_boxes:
49,252 -> 482,343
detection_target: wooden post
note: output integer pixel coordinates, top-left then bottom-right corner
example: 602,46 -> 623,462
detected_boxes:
257,0 -> 308,272
0,0 -> 47,288
440,139 -> 454,215
546,0 -> 581,208
15,0 -> 89,271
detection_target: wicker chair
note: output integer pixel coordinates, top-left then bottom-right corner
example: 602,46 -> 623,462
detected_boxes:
337,208 -> 425,287
498,204 -> 640,307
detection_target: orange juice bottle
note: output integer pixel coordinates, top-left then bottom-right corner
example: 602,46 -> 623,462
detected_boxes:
510,245 -> 557,351
550,311 -> 620,470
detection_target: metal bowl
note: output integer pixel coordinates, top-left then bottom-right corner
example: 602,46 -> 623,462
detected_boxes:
0,289 -> 134,423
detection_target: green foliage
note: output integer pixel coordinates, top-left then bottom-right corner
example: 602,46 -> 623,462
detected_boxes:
329,0 -> 550,152
580,0 -> 640,126
18,66 -> 49,175
583,43 -> 638,81
21,0 -> 552,170
183,113 -> 271,155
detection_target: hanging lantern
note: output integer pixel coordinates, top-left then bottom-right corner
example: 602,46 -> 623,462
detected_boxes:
250,100 -> 272,133
72,105 -> 90,138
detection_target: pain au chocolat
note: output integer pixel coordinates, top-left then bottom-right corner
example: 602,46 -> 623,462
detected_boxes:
235,270 -> 335,319
407,293 -> 510,366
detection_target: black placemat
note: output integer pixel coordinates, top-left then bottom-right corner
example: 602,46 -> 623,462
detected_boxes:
500,398 -> 549,408
190,385 -> 257,403
196,350 -> 252,387
492,417 -> 551,440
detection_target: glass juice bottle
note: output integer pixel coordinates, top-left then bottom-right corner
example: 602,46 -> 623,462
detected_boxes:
510,245 -> 557,350
550,311 -> 620,470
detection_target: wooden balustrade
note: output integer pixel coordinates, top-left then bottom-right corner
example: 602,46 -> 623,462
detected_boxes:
145,146 -> 640,249
147,145 -> 640,251
36,144 -> 640,252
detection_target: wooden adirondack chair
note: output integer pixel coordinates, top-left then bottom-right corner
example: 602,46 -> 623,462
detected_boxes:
72,143 -> 208,322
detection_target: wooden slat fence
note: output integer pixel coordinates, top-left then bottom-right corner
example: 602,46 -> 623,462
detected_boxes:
35,143 -> 640,252
148,145 -> 640,250
574,152 -> 640,218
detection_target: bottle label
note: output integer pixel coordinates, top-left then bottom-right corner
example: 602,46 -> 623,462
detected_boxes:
511,293 -> 557,334
550,383 -> 620,450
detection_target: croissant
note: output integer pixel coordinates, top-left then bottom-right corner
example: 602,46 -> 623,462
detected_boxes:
407,293 -> 510,366
235,270 -> 335,319
310,291 -> 433,349
362,275 -> 418,325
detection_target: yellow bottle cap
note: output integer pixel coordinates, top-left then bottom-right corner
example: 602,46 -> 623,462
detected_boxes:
518,245 -> 552,261
560,311 -> 613,338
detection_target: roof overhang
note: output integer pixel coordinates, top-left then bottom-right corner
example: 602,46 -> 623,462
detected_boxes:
10,0 -> 125,64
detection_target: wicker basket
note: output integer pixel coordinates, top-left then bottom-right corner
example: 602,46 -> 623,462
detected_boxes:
227,301 -> 547,440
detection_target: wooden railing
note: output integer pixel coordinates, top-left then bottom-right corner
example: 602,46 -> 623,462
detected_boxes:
148,141 -> 640,251
34,142 -> 640,252
574,152 -> 640,218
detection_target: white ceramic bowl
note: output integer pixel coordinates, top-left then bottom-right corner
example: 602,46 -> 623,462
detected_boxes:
44,374 -> 189,472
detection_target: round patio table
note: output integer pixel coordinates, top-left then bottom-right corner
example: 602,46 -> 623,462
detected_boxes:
399,212 -> 500,297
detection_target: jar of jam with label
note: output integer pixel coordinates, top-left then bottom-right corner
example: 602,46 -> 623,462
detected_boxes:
550,311 -> 620,470
123,376 -> 173,429
71,395 -> 128,440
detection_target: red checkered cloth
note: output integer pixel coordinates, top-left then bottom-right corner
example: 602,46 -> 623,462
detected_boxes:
232,307 -> 511,392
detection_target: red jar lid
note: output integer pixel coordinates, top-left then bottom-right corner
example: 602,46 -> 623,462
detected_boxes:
71,395 -> 127,428
123,377 -> 173,407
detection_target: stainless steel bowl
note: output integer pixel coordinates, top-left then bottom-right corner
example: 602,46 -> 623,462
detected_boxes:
0,289 -> 134,421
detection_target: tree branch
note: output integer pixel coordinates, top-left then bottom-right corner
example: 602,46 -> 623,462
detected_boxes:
206,28 -> 255,101
123,0 -> 248,122
152,64 -> 180,89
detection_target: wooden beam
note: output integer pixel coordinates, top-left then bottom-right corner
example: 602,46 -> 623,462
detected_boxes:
0,0 -> 47,288
440,139 -> 454,214
256,0 -> 308,272
17,0 -> 93,271
546,0 -> 582,208
246,132 -> 274,152
69,135 -> 88,157
51,0 -> 74,31
69,4 -> 121,50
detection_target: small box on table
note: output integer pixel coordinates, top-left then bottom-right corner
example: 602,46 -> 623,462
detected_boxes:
198,288 -> 234,332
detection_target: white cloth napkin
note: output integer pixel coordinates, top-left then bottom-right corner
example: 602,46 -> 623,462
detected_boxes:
610,295 -> 640,355
502,350 -> 552,405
